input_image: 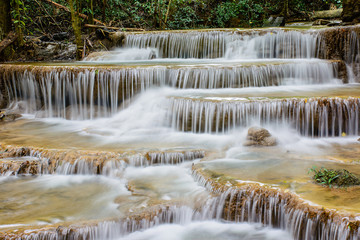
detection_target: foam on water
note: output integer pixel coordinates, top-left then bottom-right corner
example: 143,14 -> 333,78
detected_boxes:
124,163 -> 207,203
83,48 -> 159,61
118,221 -> 291,240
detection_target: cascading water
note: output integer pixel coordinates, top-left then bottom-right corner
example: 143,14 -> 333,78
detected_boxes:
0,60 -> 344,119
168,97 -> 359,137
1,27 -> 360,240
124,30 -> 323,59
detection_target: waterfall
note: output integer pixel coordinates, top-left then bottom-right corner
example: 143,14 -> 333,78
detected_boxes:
1,60 -> 342,119
192,169 -> 360,240
224,30 -> 323,59
1,26 -> 360,240
125,31 -> 228,58
2,66 -> 167,119
168,97 -> 360,137
125,30 -> 323,59
0,145 -> 206,176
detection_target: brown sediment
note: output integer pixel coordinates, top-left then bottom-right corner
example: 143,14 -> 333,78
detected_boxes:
191,165 -> 360,240
320,26 -> 360,62
319,25 -> 360,80
334,59 -> 348,82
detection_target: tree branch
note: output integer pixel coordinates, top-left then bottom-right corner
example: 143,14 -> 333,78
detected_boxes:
41,0 -> 106,25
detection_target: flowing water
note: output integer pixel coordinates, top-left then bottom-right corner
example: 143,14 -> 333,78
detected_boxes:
0,27 -> 360,239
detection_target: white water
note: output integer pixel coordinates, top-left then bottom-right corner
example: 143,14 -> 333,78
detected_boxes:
118,221 -> 291,240
84,47 -> 159,61
124,30 -> 322,59
124,163 -> 208,203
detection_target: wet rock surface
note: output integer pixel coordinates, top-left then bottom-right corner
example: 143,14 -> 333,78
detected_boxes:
313,19 -> 331,26
192,165 -> 360,240
0,144 -> 205,175
0,110 -> 22,122
243,127 -> 277,147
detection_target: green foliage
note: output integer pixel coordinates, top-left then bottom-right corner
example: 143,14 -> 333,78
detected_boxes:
309,167 -> 360,188
14,0 -> 347,35
213,2 -> 239,28
11,0 -> 29,33
291,0 -> 342,12
167,5 -> 199,29
212,0 -> 264,28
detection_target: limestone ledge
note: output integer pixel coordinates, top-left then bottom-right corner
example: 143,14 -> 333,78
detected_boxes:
0,204 -> 191,240
0,144 -> 206,175
191,165 -> 360,240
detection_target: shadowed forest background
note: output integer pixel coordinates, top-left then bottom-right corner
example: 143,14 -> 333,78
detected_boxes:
0,0 -> 358,61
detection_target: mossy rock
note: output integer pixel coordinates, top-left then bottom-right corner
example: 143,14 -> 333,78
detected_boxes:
310,167 -> 360,187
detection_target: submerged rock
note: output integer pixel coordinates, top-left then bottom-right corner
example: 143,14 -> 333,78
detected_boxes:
243,127 -> 277,147
0,110 -> 22,122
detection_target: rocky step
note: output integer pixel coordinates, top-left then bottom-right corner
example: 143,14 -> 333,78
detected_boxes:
123,28 -> 324,59
0,204 -> 199,240
191,165 -> 360,240
122,26 -> 359,63
170,83 -> 360,99
0,60 -> 347,119
0,144 -> 205,176
168,96 -> 360,137
121,26 -> 360,80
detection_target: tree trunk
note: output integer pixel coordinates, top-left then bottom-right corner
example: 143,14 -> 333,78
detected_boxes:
281,0 -> 289,19
164,0 -> 172,24
102,0 -> 107,22
14,0 -> 24,46
0,0 -> 12,41
68,0 -> 83,60
89,0 -> 94,25
342,0 -> 360,22
41,0 -> 105,25
0,0 -> 13,60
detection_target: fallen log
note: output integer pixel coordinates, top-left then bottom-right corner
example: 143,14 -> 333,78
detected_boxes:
41,0 -> 105,25
84,24 -> 145,31
0,32 -> 18,54
311,9 -> 343,20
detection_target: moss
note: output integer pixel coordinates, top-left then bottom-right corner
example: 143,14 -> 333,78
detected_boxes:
309,167 -> 360,187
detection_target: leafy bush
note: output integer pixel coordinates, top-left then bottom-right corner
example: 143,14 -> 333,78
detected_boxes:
309,167 -> 360,188
167,5 -> 199,29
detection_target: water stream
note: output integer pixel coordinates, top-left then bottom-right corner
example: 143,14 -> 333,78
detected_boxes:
0,27 -> 359,239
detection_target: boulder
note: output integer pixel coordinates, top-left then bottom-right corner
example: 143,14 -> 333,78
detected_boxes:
263,17 -> 285,27
0,110 -> 22,122
244,127 -> 277,147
